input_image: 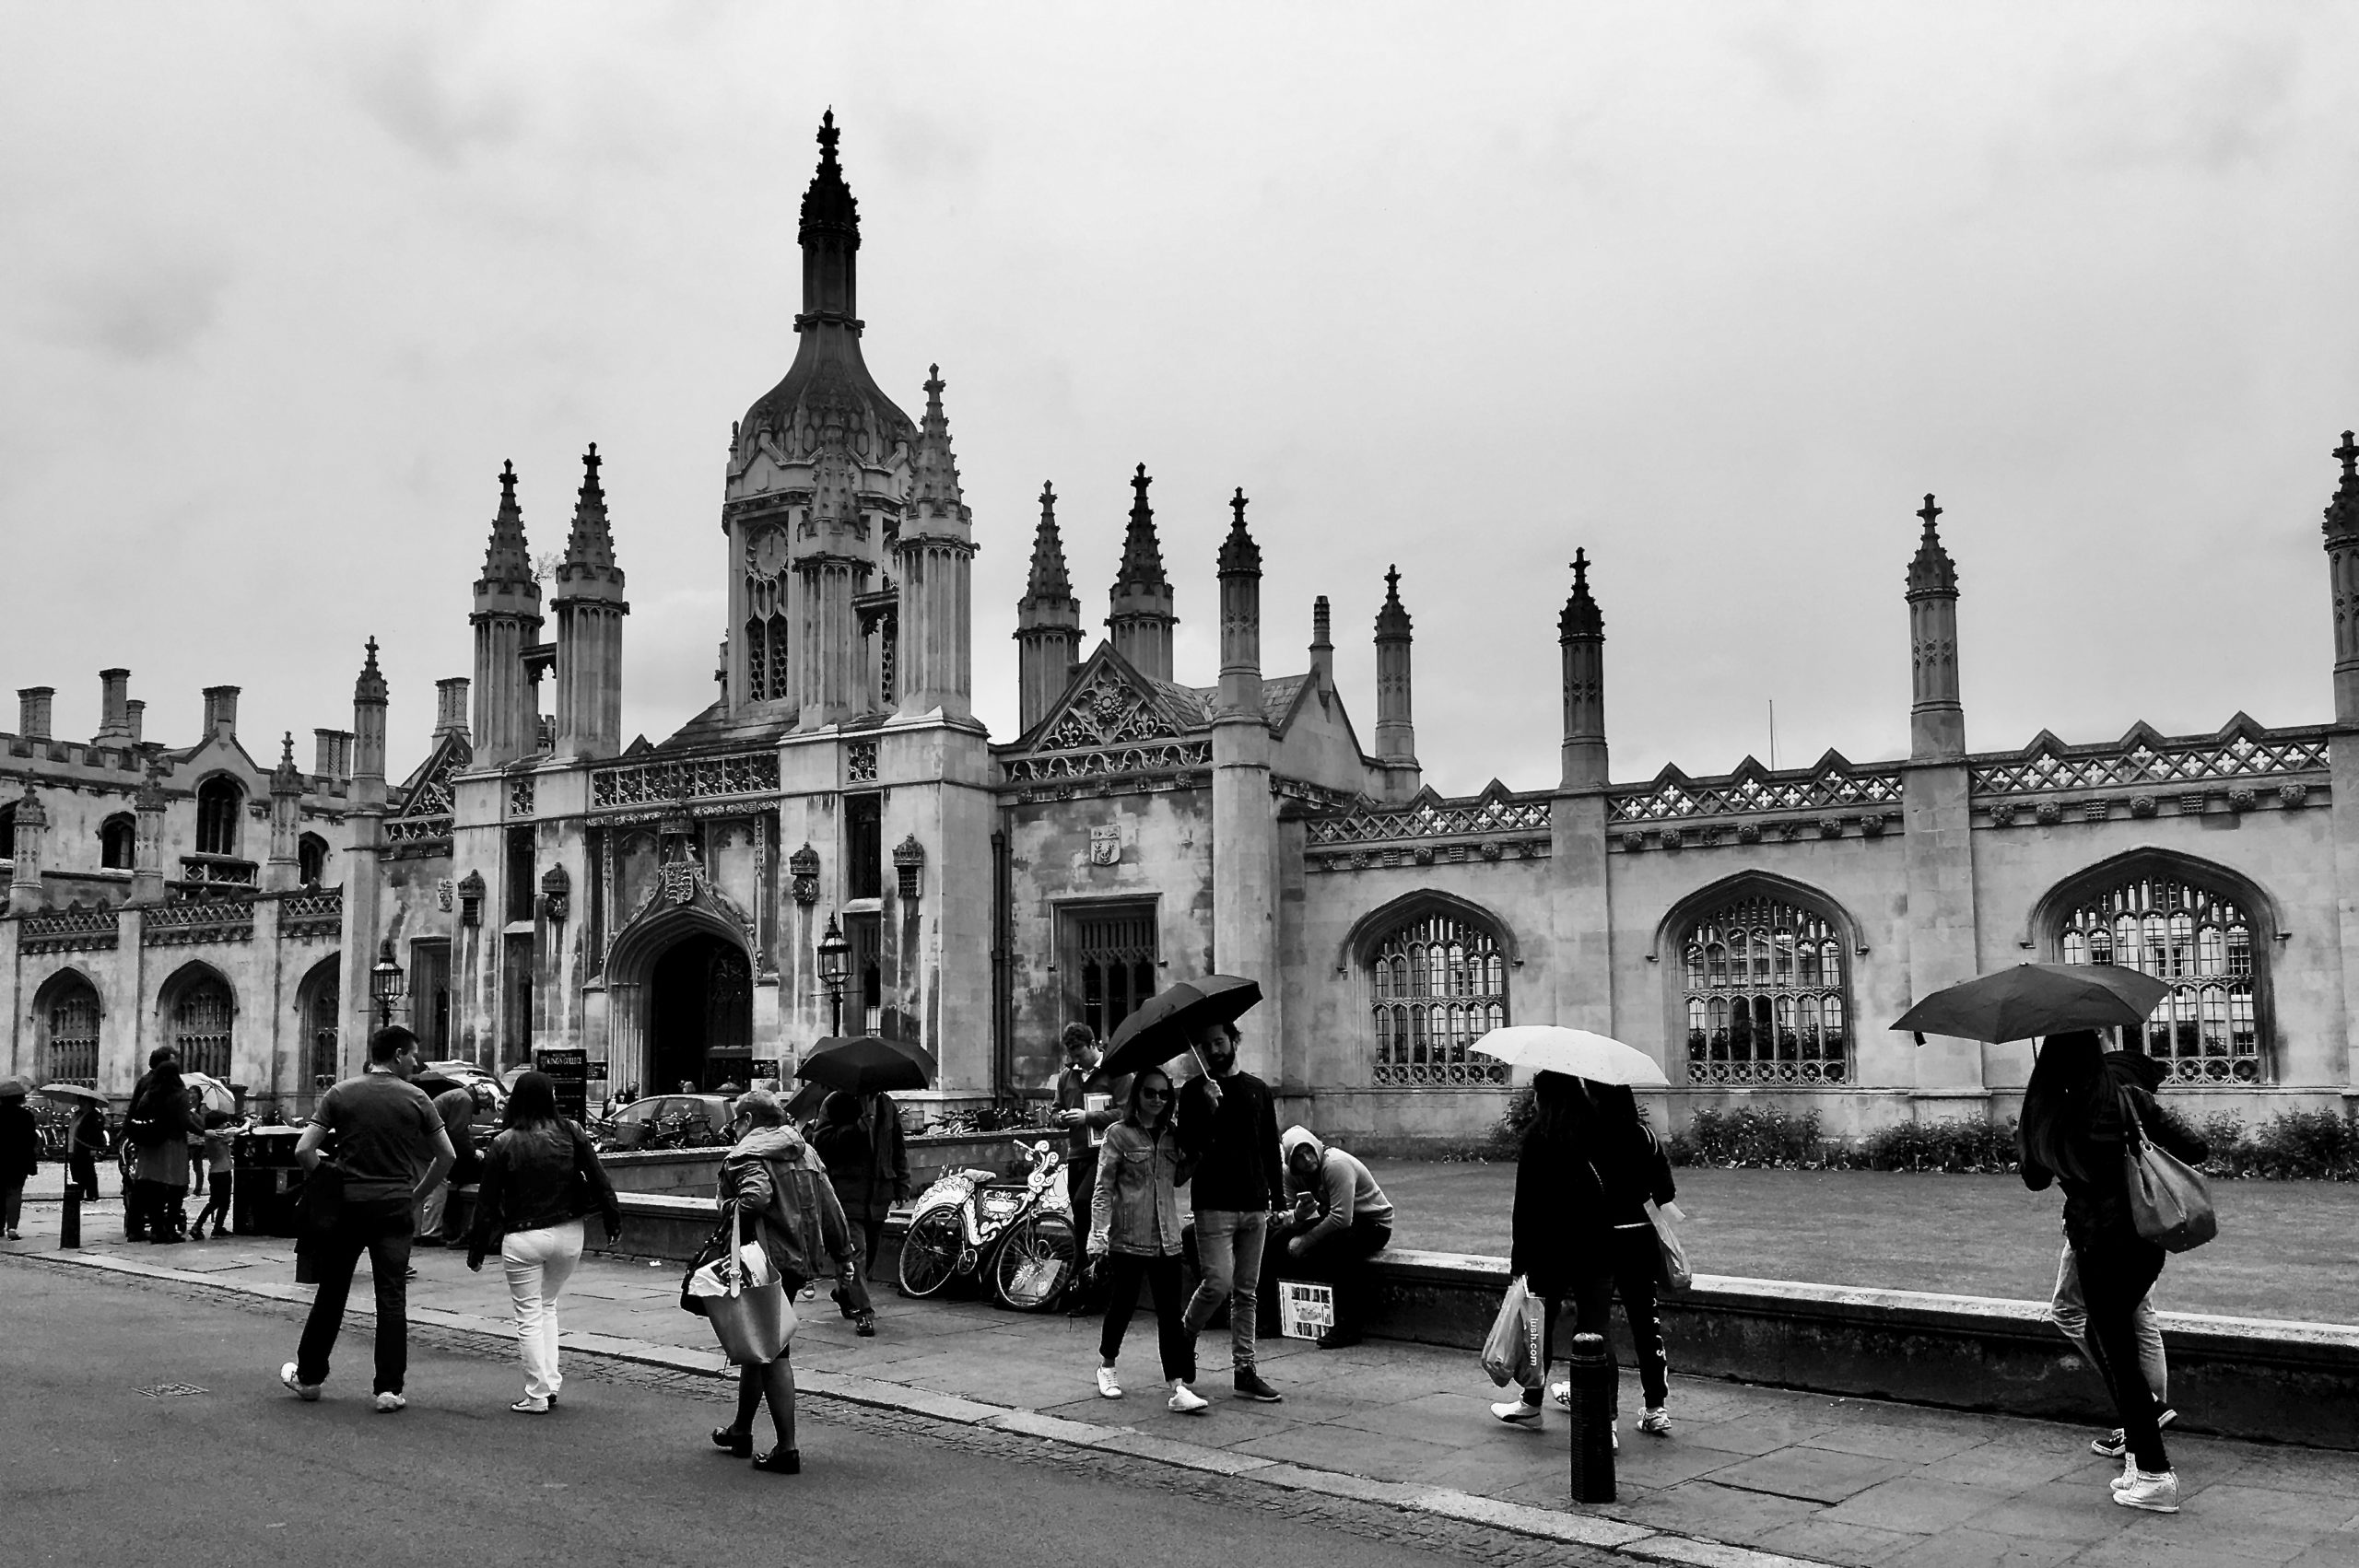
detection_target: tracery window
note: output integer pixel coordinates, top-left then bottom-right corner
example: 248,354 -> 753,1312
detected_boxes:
195,778 -> 241,856
43,978 -> 100,1086
298,833 -> 328,886
2058,870 -> 2264,1082
745,615 -> 791,703
1367,912 -> 1509,1087
100,813 -> 135,871
172,975 -> 235,1080
304,970 -> 341,1088
1071,905 -> 1156,1046
1682,892 -> 1849,1084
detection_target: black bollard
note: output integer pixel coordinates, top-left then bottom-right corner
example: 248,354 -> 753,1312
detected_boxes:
1567,1331 -> 1615,1503
60,1184 -> 81,1249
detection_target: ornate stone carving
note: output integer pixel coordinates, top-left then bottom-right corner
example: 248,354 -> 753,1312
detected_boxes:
1860,814 -> 1888,837
540,864 -> 570,922
1816,817 -> 1845,839
848,741 -> 878,785
1969,721 -> 2330,797
509,776 -> 535,817
457,871 -> 485,928
2228,787 -> 2259,813
788,842 -> 820,906
2278,782 -> 2310,809
1610,757 -> 1902,824
2035,801 -> 2064,825
1039,667 -> 1174,750
1735,823 -> 1763,845
1989,802 -> 2018,825
893,833 -> 925,899
1480,840 -> 1504,860
591,750 -> 780,810
2130,796 -> 2158,819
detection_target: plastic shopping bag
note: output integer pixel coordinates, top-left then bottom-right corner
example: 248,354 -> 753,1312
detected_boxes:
1480,1274 -> 1544,1389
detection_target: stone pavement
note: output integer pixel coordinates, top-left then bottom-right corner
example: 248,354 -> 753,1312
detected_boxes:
7,1196 -> 2354,1568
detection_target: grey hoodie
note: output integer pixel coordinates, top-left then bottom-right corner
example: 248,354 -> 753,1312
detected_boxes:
1281,1126 -> 1394,1249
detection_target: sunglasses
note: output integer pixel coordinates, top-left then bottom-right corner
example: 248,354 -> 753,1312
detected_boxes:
1136,1086 -> 1170,1099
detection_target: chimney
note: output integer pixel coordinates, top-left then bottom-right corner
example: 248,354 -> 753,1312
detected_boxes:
434,677 -> 472,740
16,687 -> 53,740
96,669 -> 133,739
1309,596 -> 1333,689
202,685 -> 240,741
124,699 -> 146,744
314,728 -> 355,779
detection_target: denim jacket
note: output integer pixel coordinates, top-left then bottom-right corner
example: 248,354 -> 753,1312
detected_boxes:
1088,1118 -> 1190,1258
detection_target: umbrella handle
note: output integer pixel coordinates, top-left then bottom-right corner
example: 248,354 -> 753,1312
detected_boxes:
1189,1043 -> 1222,1102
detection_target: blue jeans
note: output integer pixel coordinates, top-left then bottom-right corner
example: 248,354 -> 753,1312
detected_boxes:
1182,1209 -> 1267,1370
295,1194 -> 415,1395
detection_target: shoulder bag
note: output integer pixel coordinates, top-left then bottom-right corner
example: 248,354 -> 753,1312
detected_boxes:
2119,1090 -> 2217,1253
687,1203 -> 796,1363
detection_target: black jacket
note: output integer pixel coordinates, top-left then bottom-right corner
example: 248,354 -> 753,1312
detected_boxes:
1509,1116 -> 1675,1298
0,1101 -> 40,1181
1176,1071 -> 1283,1211
2021,1051 -> 2208,1250
467,1120 -> 621,1261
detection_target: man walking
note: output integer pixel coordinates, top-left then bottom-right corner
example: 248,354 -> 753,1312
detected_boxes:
1050,1023 -> 1126,1314
280,1026 -> 454,1411
1176,1020 -> 1286,1403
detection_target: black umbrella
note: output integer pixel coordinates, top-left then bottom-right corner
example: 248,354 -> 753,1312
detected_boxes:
794,1036 -> 933,1095
1892,963 -> 2172,1045
1099,975 -> 1264,1080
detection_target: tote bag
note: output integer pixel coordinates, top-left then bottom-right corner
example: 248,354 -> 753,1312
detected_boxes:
689,1206 -> 797,1363
2119,1093 -> 2218,1254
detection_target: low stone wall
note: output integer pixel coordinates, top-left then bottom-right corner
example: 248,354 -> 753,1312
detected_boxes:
592,1199 -> 2357,1450
598,1131 -> 1039,1201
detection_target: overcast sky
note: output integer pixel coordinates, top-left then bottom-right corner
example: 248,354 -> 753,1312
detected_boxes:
3,4 -> 2352,795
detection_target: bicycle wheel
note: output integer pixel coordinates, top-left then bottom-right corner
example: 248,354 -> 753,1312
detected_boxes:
991,1212 -> 1077,1313
898,1207 -> 964,1298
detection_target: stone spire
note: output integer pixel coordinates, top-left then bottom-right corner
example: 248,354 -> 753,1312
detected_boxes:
910,366 -> 968,524
895,367 -> 978,720
1107,464 -> 1177,682
553,445 -> 630,759
1559,550 -> 1606,790
1373,566 -> 1415,763
1905,494 -> 1965,760
1215,487 -> 1263,719
1015,482 -> 1084,733
264,732 -> 304,890
477,460 -> 535,592
558,444 -> 623,581
2324,433 -> 2359,721
799,107 -> 860,324
352,638 -> 389,809
472,461 -> 544,767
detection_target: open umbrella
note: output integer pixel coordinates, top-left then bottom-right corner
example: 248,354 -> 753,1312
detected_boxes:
794,1036 -> 933,1096
1098,975 -> 1264,1080
180,1071 -> 241,1114
34,1083 -> 108,1106
1468,1025 -> 1671,1088
0,1073 -> 32,1099
1892,963 -> 2173,1045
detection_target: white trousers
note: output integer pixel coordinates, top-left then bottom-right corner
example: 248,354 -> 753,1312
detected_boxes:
502,1219 -> 585,1400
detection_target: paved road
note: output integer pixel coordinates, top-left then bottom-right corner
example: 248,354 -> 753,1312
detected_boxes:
3,1263 -> 1596,1568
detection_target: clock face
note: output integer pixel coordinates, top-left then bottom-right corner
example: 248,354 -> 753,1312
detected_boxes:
752,527 -> 789,579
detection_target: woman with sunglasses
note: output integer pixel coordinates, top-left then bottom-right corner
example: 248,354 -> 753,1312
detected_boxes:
1085,1069 -> 1206,1412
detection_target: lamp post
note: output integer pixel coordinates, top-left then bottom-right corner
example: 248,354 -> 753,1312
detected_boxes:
816,915 -> 850,1037
370,937 -> 405,1030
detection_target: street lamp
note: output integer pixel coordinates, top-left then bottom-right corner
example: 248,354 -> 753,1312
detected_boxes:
370,937 -> 405,1029
816,915 -> 850,1037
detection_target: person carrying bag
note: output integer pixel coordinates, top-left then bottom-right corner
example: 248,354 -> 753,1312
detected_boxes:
706,1089 -> 856,1477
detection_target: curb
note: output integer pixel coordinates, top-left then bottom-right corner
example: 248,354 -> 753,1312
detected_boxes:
16,1246 -> 1837,1568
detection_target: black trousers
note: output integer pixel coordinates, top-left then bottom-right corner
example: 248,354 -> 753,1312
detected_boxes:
1290,1213 -> 1392,1339
294,1195 -> 416,1396
195,1175 -> 233,1233
1098,1252 -> 1194,1383
2074,1232 -> 2170,1471
69,1153 -> 100,1200
1529,1225 -> 1670,1411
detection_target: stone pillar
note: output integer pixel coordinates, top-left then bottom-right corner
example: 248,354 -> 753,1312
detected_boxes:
1899,495 -> 1985,1101
1215,488 -> 1263,720
341,639 -> 390,1065
1107,465 -> 1176,683
1014,482 -> 1082,734
1559,550 -> 1606,791
129,766 -> 168,907
6,786 -> 45,913
352,640 -> 388,807
264,733 -> 303,892
897,367 -> 976,722
1373,567 -> 1415,762
796,556 -> 863,729
472,461 -> 544,766
1212,711 -> 1279,1082
1551,556 -> 1614,1049
551,445 -> 629,759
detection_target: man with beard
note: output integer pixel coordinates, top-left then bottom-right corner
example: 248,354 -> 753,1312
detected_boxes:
1175,1020 -> 1285,1403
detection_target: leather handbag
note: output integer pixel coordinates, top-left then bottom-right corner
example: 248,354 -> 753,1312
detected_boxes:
689,1205 -> 796,1363
2119,1092 -> 2217,1253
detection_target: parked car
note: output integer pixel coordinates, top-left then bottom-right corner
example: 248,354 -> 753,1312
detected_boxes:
596,1094 -> 734,1152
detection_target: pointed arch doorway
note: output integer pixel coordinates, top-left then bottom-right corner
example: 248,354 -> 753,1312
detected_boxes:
647,933 -> 754,1094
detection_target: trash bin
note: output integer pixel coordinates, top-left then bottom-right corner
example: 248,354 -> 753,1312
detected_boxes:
232,1127 -> 306,1237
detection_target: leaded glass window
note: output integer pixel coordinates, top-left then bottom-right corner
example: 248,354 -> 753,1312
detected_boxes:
44,979 -> 100,1085
173,976 -> 235,1080
306,971 -> 341,1088
1073,906 -> 1156,1045
2059,872 -> 2264,1082
1367,913 -> 1509,1087
1682,894 -> 1848,1083
195,778 -> 241,856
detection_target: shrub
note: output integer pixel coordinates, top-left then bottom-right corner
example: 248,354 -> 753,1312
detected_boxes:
2193,1107 -> 2359,1181
1666,1106 -> 1833,1169
1858,1117 -> 2019,1174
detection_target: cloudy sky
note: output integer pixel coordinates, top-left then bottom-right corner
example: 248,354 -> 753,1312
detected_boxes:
2,4 -> 2352,794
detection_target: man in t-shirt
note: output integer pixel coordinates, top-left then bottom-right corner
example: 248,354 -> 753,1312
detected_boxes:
280,1026 -> 454,1412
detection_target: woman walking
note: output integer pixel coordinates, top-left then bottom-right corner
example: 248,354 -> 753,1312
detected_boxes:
2018,1031 -> 2208,1514
808,1091 -> 878,1335
464,1071 -> 623,1412
1086,1069 -> 1205,1413
710,1088 -> 857,1475
1496,1071 -> 1679,1437
0,1082 -> 39,1239
124,1057 -> 202,1244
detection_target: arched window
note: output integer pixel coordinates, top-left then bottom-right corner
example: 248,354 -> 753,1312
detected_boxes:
41,976 -> 101,1086
300,962 -> 341,1088
298,832 -> 328,886
100,813 -> 135,871
2056,868 -> 2265,1083
1367,911 -> 1509,1087
172,974 -> 235,1080
1680,891 -> 1850,1084
195,778 -> 241,856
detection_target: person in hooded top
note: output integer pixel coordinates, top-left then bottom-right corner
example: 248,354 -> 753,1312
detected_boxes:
1276,1127 -> 1394,1351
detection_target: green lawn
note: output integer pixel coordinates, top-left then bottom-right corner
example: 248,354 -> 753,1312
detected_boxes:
1365,1160 -> 2359,1327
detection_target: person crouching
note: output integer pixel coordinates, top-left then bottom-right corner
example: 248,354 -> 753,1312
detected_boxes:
1276,1128 -> 1393,1350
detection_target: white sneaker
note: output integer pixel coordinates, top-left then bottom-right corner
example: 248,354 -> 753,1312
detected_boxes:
1096,1366 -> 1123,1398
372,1391 -> 406,1413
278,1362 -> 321,1402
1491,1399 -> 1541,1424
1167,1381 -> 1208,1413
1548,1380 -> 1570,1409
2111,1467 -> 2179,1513
1638,1407 -> 1672,1436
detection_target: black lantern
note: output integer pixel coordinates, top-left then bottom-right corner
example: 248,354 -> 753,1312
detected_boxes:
816,915 -> 850,1036
370,936 -> 405,1027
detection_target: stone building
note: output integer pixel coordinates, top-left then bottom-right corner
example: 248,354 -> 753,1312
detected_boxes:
5,116 -> 2353,1143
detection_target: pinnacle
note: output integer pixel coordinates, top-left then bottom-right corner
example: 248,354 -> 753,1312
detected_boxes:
910,367 -> 968,521
1021,481 -> 1076,606
478,460 -> 536,593
1375,565 -> 1413,638
2326,430 -> 2359,539
354,638 -> 388,706
560,444 -> 621,580
1560,549 -> 1602,639
1114,464 -> 1168,592
1218,486 -> 1261,577
1907,491 -> 1957,598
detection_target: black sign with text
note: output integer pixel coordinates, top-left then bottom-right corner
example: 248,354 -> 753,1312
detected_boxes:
535,1048 -> 590,1123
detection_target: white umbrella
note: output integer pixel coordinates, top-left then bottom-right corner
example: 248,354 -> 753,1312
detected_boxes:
181,1071 -> 240,1114
1469,1025 -> 1670,1088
